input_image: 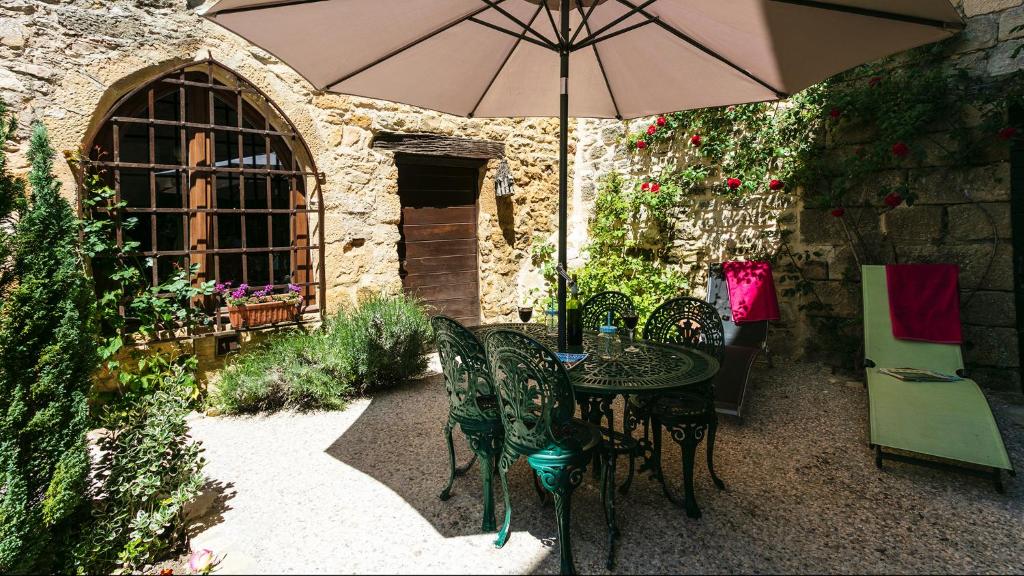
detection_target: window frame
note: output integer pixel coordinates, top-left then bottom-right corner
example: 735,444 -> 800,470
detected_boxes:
85,59 -> 326,334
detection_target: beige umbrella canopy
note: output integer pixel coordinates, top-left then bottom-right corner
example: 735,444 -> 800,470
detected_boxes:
204,0 -> 963,348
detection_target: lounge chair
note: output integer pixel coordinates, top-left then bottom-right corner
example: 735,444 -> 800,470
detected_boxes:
705,264 -> 772,422
861,265 -> 1014,491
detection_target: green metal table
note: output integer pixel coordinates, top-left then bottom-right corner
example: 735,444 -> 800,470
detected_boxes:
472,322 -> 719,567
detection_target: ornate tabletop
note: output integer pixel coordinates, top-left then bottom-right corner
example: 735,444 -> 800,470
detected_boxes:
471,323 -> 719,396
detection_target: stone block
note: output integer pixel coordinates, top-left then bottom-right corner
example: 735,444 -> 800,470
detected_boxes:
946,203 -> 1012,242
909,163 -> 1010,204
965,365 -> 1022,391
961,290 -> 1017,327
999,4 -> 1024,39
963,0 -> 1023,17
987,39 -> 1024,75
881,206 -> 944,244
811,280 -> 862,319
800,207 -> 878,246
963,325 -> 1020,367
951,14 -> 999,52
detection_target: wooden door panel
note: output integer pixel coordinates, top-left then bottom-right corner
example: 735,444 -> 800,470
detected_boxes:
402,222 -> 475,242
406,254 -> 477,274
403,238 -> 476,259
407,282 -> 480,302
402,206 -> 475,225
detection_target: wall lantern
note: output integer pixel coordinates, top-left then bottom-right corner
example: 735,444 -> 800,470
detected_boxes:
494,157 -> 515,198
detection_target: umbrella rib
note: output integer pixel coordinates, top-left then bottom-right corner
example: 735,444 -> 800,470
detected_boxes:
768,0 -> 965,30
568,0 -> 601,46
572,16 -> 658,51
206,0 -> 328,17
468,17 -> 558,51
543,2 -> 563,45
576,0 -> 622,120
468,4 -> 546,118
479,0 -> 560,50
613,0 -> 787,98
570,0 -> 659,48
323,0 -> 512,88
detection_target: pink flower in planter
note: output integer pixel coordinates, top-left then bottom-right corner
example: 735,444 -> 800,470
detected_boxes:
727,177 -> 742,190
891,141 -> 909,158
656,116 -> 667,126
189,549 -> 215,574
690,134 -> 702,147
641,182 -> 651,191
288,283 -> 302,293
831,207 -> 846,218
884,192 -> 903,208
647,124 -> 657,136
999,127 -> 1018,140
636,140 -> 648,150
769,179 -> 784,191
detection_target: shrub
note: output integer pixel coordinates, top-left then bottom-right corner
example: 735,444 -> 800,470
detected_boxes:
0,99 -> 25,291
0,123 -> 98,573
72,363 -> 205,574
215,294 -> 432,413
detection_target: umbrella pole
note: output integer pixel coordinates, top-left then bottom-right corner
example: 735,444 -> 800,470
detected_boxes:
557,0 -> 570,352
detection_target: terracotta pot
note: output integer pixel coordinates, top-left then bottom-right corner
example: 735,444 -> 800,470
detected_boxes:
228,300 -> 300,329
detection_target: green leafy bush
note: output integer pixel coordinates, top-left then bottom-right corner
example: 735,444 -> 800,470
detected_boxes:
215,294 -> 431,413
73,365 -> 205,575
0,122 -> 99,573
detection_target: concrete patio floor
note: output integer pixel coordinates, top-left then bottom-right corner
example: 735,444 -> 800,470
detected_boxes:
187,360 -> 1024,574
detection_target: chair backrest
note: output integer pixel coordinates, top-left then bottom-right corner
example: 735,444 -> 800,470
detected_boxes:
484,329 -> 575,452
706,263 -> 768,349
581,290 -> 636,331
861,265 -> 964,373
431,315 -> 494,421
643,297 -> 725,361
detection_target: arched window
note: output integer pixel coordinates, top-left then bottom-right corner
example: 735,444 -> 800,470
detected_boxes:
87,59 -> 323,331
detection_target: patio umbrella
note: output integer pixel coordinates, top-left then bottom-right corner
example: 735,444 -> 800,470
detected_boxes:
203,0 -> 963,351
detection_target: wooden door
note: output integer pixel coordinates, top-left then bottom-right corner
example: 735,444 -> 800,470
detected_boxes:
398,160 -> 481,325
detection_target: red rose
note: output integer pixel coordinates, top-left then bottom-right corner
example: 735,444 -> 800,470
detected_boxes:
998,127 -> 1018,140
690,134 -> 702,147
891,141 -> 909,158
884,192 -> 903,208
727,177 -> 742,190
656,116 -> 667,126
831,207 -> 846,218
727,105 -> 736,112
769,179 -> 784,191
636,140 -> 647,149
647,124 -> 657,136
641,182 -> 650,191
829,107 -> 841,119
651,183 -> 661,193
868,76 -> 882,88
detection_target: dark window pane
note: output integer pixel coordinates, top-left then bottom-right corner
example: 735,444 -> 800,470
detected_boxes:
153,90 -> 180,121
218,254 -> 242,285
155,173 -> 183,208
242,132 -> 264,167
125,214 -> 153,253
272,252 -> 290,285
120,169 -> 150,208
270,176 -> 290,209
271,215 -> 289,247
156,214 -> 184,252
118,122 -> 149,163
213,130 -> 237,168
156,256 -> 186,284
245,175 -> 267,208
218,215 -> 242,249
246,215 -> 268,248
216,172 -> 241,209
268,139 -> 289,169
213,96 -> 237,127
246,254 -> 270,286
154,125 -> 180,164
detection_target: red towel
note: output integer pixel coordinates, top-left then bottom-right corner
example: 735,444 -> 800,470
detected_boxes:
886,264 -> 962,344
722,261 -> 780,324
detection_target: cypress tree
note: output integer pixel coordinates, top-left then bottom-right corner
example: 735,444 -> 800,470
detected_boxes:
0,122 -> 97,573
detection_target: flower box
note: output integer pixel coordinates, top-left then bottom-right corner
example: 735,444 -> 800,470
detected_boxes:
228,299 -> 300,329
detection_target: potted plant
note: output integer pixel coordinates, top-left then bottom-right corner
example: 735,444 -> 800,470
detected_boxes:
216,281 -> 303,329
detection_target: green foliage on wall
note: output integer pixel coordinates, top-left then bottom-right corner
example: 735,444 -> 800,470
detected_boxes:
0,101 -> 25,292
0,123 -> 98,573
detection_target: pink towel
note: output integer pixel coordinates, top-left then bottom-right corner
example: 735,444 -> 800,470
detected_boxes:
886,264 -> 962,344
722,261 -> 780,324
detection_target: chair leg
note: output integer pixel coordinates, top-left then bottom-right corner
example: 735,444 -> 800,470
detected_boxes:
533,463 -> 583,575
680,432 -> 701,519
478,445 -> 496,532
456,453 -> 478,477
706,416 -> 725,490
439,421 -> 456,501
652,416 -> 663,482
603,450 -> 618,570
532,471 -> 548,505
495,450 -> 518,549
618,447 -> 636,495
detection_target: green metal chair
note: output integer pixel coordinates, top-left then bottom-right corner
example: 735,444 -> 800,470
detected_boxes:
432,315 -> 504,532
581,290 -> 636,331
484,329 -> 608,576
630,297 -> 725,519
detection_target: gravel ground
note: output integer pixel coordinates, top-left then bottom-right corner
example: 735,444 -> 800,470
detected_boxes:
188,361 -> 1024,575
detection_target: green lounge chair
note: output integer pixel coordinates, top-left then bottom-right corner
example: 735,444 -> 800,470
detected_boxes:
861,265 -> 1014,491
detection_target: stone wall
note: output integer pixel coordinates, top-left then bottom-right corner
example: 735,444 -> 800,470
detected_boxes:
0,0 -> 573,335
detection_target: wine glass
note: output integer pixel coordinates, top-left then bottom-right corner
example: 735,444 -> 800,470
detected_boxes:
622,313 -> 640,352
518,306 -> 533,323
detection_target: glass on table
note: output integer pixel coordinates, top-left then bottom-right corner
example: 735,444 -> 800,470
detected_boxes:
622,312 -> 640,352
518,306 -> 533,323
